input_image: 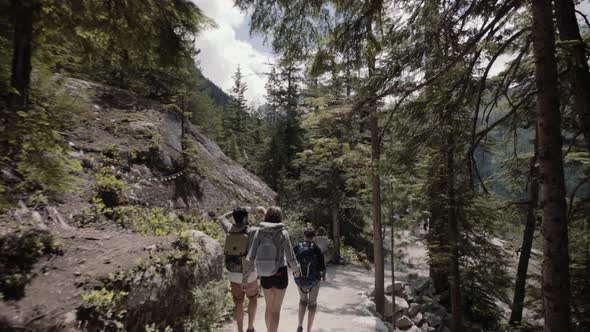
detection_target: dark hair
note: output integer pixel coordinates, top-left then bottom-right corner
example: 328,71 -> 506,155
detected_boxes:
233,207 -> 249,225
317,227 -> 326,236
264,206 -> 283,224
303,227 -> 315,238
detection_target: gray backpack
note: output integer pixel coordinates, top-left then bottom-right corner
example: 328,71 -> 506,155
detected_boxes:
255,231 -> 281,276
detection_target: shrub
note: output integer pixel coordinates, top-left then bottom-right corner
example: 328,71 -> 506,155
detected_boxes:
112,206 -> 185,236
193,218 -> 225,244
1,68 -> 86,207
183,280 -> 230,331
94,167 -> 127,207
79,288 -> 128,331
0,229 -> 62,300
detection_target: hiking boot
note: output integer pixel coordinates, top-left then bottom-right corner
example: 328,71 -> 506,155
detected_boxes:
296,327 -> 303,332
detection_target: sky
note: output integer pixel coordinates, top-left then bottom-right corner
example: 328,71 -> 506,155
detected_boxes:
193,0 -> 590,105
192,0 -> 275,106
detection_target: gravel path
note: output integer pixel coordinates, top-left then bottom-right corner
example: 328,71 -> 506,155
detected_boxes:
219,264 -> 389,332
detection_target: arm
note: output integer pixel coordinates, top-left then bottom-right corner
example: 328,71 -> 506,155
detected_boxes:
217,211 -> 233,233
283,231 -> 300,274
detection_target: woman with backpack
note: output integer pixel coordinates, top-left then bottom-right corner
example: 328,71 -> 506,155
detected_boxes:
293,227 -> 326,332
246,206 -> 300,332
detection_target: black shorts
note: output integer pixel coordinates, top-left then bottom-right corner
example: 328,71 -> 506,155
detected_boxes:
260,266 -> 288,290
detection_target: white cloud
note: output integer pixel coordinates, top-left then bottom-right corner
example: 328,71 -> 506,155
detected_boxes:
192,0 -> 275,105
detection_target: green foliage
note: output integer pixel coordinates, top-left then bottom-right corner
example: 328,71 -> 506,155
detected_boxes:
79,288 -> 128,331
183,280 -> 230,332
0,229 -> 62,300
94,167 -> 127,207
193,218 -> 225,244
111,206 -> 185,236
1,68 -> 85,207
81,288 -> 128,309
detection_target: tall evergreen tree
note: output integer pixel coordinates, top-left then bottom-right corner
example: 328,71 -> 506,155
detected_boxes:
532,0 -> 571,330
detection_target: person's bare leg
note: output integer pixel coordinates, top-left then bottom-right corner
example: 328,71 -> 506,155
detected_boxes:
298,288 -> 307,329
263,288 -> 273,331
298,303 -> 306,329
306,286 -> 320,332
234,297 -> 245,332
306,309 -> 316,332
270,288 -> 287,332
247,295 -> 257,331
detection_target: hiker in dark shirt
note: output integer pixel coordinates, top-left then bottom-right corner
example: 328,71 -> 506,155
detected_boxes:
293,227 -> 326,332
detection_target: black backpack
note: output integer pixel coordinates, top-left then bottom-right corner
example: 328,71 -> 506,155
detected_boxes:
295,242 -> 319,280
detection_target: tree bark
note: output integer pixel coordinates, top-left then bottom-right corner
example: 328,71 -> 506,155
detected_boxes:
367,7 -> 384,316
331,204 -> 341,263
446,133 -> 463,332
509,136 -> 539,325
391,214 -> 396,329
532,1 -> 571,330
370,103 -> 385,315
8,0 -> 36,111
555,0 -> 590,151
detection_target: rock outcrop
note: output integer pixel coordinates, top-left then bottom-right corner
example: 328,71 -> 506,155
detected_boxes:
368,276 -> 449,332
0,78 -> 275,331
62,78 -> 275,218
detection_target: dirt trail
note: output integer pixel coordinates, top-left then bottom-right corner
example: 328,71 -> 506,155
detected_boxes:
219,264 -> 389,332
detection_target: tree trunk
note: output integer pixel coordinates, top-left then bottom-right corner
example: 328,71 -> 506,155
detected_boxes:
391,214 -> 396,329
331,204 -> 341,263
509,136 -> 539,325
555,0 -> 590,151
532,1 -> 571,330
446,133 -> 463,332
370,103 -> 385,315
8,0 -> 35,111
366,9 -> 384,316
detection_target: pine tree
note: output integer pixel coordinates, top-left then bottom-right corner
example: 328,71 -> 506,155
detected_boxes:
532,0 -> 571,329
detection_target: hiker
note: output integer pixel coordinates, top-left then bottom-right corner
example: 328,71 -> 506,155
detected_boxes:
218,207 -> 260,332
294,227 -> 326,332
313,226 -> 333,265
246,206 -> 300,332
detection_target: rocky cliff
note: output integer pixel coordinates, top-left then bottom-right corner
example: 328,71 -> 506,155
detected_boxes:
0,78 -> 275,331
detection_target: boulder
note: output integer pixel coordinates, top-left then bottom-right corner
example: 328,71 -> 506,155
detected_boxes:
411,312 -> 423,325
396,284 -> 415,302
361,298 -> 377,316
351,317 -> 389,332
423,312 -> 442,327
396,315 -> 414,329
420,323 -> 435,332
384,296 -> 409,318
408,303 -> 421,317
387,281 -> 405,295
397,326 -> 421,332
409,276 -> 431,294
386,284 -> 393,295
